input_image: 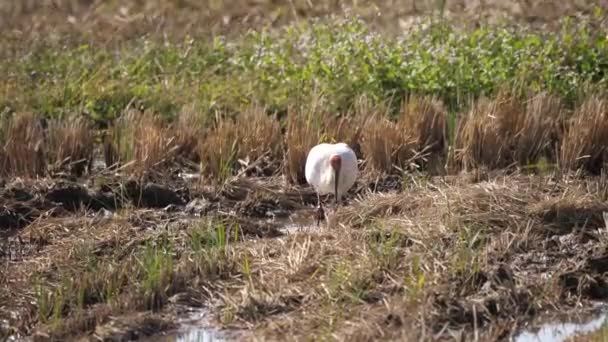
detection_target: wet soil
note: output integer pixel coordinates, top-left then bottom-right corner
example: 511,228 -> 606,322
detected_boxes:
4,171 -> 608,341
513,304 -> 608,342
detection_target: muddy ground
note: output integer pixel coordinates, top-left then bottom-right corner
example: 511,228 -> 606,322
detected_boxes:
2,0 -> 608,340
3,165 -> 608,341
1,0 -> 604,43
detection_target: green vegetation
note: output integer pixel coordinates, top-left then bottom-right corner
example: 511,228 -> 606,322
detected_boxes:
4,1 -> 608,341
2,14 -> 608,124
137,240 -> 175,310
20,219 -> 243,338
2,12 -> 608,180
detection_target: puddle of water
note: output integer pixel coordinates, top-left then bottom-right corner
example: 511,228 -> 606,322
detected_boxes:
273,209 -> 320,234
180,172 -> 201,181
92,158 -> 106,172
513,308 -> 608,342
146,307 -> 236,342
174,329 -> 226,342
149,328 -> 226,342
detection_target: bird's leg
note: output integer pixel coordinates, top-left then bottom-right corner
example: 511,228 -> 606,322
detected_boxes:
315,191 -> 325,227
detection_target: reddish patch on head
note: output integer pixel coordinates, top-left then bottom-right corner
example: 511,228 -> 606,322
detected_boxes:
329,154 -> 342,170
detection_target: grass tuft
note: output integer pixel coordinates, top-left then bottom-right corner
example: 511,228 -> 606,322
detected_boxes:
560,94 -> 608,174
284,108 -> 321,184
1,112 -> 46,177
47,115 -> 95,177
199,105 -> 282,182
359,96 -> 448,175
456,91 -> 563,170
172,105 -> 205,162
198,119 -> 239,183
400,95 -> 448,155
187,222 -> 238,282
399,95 -> 449,172
137,241 -> 175,311
515,92 -> 564,166
359,105 -> 417,174
109,109 -> 178,175
237,106 -> 283,173
456,92 -> 521,170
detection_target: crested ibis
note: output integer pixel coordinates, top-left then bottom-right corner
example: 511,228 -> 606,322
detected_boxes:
305,142 -> 358,225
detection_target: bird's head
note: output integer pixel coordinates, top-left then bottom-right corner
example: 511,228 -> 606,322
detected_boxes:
329,154 -> 342,173
329,154 -> 342,204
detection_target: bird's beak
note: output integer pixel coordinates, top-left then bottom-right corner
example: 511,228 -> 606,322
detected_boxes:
334,168 -> 340,205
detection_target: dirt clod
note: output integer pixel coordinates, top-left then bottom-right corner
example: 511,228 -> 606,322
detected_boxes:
45,183 -> 93,211
123,180 -> 186,208
530,198 -> 608,235
0,202 -> 38,230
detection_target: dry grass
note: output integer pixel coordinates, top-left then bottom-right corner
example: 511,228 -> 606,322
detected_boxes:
560,94 -> 608,174
400,95 -> 448,156
237,106 -> 283,169
130,112 -> 179,174
320,114 -> 362,155
209,173 -> 608,341
172,105 -> 205,162
102,129 -> 118,170
1,213 -> 240,340
4,173 -> 608,340
399,95 -> 449,173
528,195 -> 608,235
516,92 -> 565,165
360,114 -> 418,174
284,108 -> 322,185
0,112 -> 46,177
199,106 -> 282,182
46,115 -> 95,177
456,91 -> 564,171
4,91 -> 608,183
354,95 -> 448,176
110,92 -> 608,181
0,180 -> 283,338
108,109 -> 179,175
456,93 -> 522,170
198,119 -> 239,182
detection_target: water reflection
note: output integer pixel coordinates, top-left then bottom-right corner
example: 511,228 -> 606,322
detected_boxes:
513,309 -> 608,342
147,327 -> 226,342
275,209 -> 319,234
173,328 -> 225,342
145,307 -> 233,342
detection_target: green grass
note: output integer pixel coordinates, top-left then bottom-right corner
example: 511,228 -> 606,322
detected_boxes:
189,219 -> 229,252
2,14 -> 608,124
34,274 -> 76,328
365,224 -> 408,271
450,224 -> 487,281
187,218 -> 239,281
137,239 -> 175,311
404,255 -> 426,298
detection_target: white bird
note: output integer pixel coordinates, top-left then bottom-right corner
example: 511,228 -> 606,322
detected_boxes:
305,142 -> 358,225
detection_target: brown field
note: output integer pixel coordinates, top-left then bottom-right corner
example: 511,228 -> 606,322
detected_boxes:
0,0 -> 604,44
3,1 -> 608,342
2,93 -> 608,341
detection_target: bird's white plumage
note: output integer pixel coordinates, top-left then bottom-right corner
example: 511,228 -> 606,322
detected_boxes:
305,142 -> 358,202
